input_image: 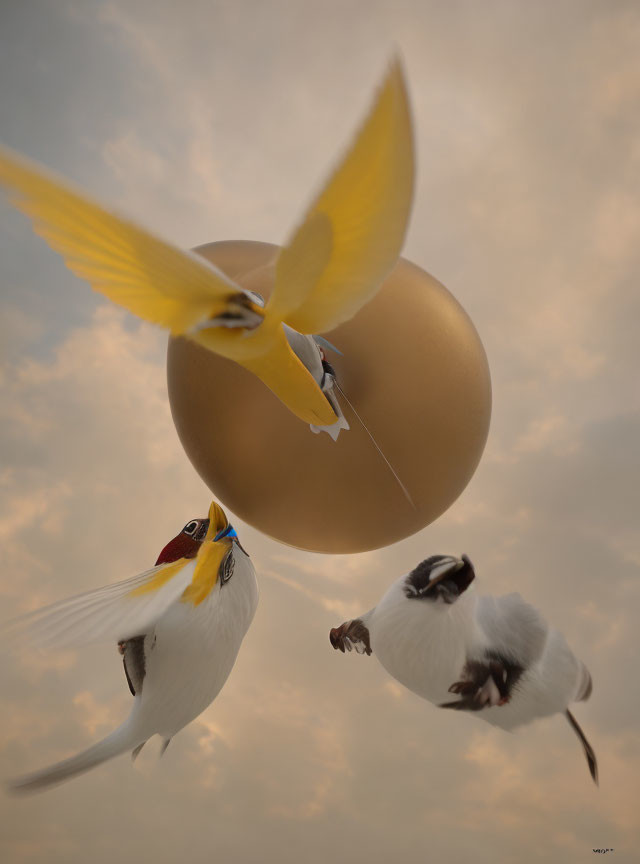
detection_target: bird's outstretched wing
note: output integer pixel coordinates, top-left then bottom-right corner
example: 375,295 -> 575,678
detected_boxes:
5,557 -> 198,649
0,146 -> 256,333
267,58 -> 414,335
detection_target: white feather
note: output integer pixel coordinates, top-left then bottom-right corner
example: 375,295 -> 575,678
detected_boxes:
473,593 -> 548,669
9,720 -> 142,794
5,558 -> 198,648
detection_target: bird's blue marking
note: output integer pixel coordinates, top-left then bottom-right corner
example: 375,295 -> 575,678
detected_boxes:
214,524 -> 238,542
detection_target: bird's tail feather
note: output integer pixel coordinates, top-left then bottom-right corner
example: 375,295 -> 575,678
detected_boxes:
8,722 -> 145,795
565,709 -> 598,786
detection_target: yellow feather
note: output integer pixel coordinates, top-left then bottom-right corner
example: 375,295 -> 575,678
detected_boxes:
180,540 -> 230,607
268,58 -> 414,335
0,58 -> 413,430
128,558 -> 190,597
0,146 -> 334,424
240,323 -> 338,425
0,146 -> 248,333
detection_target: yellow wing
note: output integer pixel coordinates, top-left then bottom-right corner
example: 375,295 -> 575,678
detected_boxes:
267,57 -> 415,335
0,146 -> 252,334
241,323 -> 338,425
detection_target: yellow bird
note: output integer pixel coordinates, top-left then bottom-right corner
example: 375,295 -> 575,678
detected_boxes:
0,60 -> 414,435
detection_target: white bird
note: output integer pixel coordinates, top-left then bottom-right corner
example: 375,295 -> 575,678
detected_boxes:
330,554 -> 598,784
6,501 -> 258,793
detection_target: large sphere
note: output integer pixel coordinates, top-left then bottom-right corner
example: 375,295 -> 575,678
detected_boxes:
168,240 -> 491,554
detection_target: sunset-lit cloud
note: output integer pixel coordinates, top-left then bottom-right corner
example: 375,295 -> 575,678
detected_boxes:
1,1 -> 639,862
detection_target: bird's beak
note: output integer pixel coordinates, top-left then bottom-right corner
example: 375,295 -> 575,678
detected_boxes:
427,555 -> 475,595
204,501 -> 229,541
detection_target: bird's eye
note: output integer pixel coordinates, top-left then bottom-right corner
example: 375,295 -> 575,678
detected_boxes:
183,520 -> 199,536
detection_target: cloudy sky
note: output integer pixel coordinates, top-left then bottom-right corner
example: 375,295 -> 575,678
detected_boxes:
1,0 -> 639,861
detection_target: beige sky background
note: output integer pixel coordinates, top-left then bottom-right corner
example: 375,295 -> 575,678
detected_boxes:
1,1 -> 639,861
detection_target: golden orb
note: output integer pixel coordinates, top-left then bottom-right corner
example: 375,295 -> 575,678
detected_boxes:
167,240 -> 491,554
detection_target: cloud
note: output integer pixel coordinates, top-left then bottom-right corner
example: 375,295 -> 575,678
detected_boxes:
1,1 -> 639,862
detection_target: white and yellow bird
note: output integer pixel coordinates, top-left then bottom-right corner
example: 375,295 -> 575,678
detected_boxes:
7,501 -> 258,793
0,60 -> 414,436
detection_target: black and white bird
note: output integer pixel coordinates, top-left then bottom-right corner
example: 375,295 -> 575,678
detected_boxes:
330,554 -> 598,784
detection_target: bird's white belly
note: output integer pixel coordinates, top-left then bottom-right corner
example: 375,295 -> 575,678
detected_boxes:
135,562 -> 257,738
370,595 -> 471,705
